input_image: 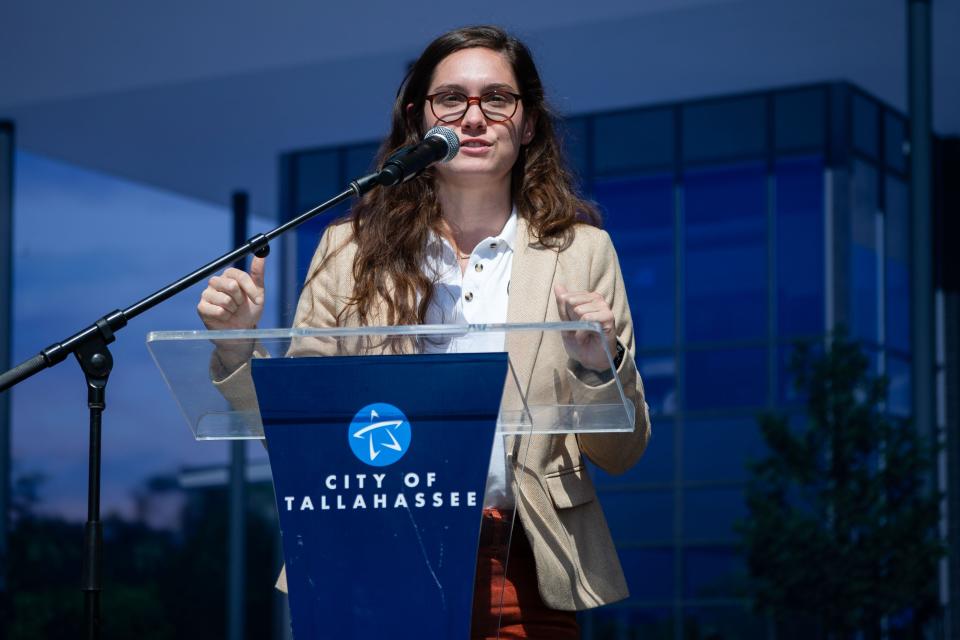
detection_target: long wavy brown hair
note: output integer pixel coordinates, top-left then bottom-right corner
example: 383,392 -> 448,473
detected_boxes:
312,25 -> 600,327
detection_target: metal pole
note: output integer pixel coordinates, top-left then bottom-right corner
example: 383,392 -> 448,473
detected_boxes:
0,120 -> 14,602
227,191 -> 248,640
909,1 -> 934,440
908,3 -> 937,633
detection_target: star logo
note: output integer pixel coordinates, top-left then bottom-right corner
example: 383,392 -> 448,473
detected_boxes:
354,410 -> 404,461
347,403 -> 411,467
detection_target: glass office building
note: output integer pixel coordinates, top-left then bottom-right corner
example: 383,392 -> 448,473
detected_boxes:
278,82 -> 914,638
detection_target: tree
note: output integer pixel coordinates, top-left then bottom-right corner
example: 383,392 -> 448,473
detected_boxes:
3,470 -> 280,639
740,331 -> 944,639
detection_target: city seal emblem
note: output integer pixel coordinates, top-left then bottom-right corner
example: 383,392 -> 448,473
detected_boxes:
347,402 -> 412,467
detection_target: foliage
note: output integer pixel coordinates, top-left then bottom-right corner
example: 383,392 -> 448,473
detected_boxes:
740,331 -> 944,638
3,473 -> 280,639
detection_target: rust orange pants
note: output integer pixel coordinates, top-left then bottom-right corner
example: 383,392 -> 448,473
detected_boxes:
471,508 -> 580,640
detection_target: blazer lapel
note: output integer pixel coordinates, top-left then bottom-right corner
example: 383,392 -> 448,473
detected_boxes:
506,217 -> 559,398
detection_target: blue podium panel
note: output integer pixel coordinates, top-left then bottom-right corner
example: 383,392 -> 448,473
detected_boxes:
252,353 -> 508,640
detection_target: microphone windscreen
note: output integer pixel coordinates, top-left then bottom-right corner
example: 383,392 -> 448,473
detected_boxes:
424,126 -> 460,162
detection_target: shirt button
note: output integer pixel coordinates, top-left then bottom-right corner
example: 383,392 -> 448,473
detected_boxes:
464,291 -> 474,302
475,262 -> 484,273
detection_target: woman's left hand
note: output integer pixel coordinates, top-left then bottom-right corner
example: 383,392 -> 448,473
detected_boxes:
554,284 -> 618,372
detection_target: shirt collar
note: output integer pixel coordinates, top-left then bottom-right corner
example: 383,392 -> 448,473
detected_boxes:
495,207 -> 518,251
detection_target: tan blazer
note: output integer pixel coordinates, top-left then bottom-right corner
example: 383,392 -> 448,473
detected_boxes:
218,217 -> 651,610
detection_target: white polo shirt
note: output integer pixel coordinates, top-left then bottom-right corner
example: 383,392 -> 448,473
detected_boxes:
423,210 -> 517,507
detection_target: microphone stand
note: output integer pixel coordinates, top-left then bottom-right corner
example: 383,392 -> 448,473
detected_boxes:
0,170 -> 387,639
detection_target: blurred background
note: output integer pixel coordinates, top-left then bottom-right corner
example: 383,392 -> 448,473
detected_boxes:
1,1 -> 958,638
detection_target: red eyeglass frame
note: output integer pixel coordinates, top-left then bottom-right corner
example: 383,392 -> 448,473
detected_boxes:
424,91 -> 523,123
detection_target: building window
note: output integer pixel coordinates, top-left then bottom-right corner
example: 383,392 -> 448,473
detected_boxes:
852,92 -> 880,159
636,354 -> 678,417
684,488 -> 748,542
885,175 -> 910,353
776,155 -> 826,337
593,107 -> 675,174
884,112 -> 908,174
683,418 -> 768,484
594,173 -> 676,349
685,347 -> 767,409
775,88 -> 826,152
850,159 -> 881,343
682,97 -> 766,163
684,163 -> 767,343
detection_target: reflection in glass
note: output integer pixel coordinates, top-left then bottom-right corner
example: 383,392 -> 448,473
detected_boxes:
777,343 -> 823,408
886,355 -> 912,417
682,97 -> 766,162
684,164 -> 767,343
775,88 -> 825,151
593,108 -> 674,174
592,420 -> 673,487
293,149 -> 348,287
626,608 -> 675,638
559,116 -> 589,183
684,488 -> 747,543
13,151 -> 244,521
637,354 -> 677,416
850,160 -> 880,343
595,174 -> 675,349
585,607 -> 675,640
684,604 -> 766,637
686,348 -> 767,410
619,548 -> 675,601
852,93 -> 879,158
885,112 -> 908,173
602,490 -> 674,543
885,176 -> 910,353
864,344 -> 882,376
683,547 -> 747,599
776,156 -> 824,337
294,149 -> 339,211
683,419 -> 768,484
344,143 -> 380,177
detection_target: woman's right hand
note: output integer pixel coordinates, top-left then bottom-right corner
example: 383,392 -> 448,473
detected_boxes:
197,256 -> 266,371
197,256 -> 266,330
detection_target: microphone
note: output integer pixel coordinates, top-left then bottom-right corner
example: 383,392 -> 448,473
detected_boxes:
376,126 -> 460,186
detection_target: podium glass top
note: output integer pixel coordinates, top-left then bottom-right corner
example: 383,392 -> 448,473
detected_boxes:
147,322 -> 636,440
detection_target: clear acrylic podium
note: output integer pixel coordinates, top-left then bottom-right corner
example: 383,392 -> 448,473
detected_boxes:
147,322 -> 636,639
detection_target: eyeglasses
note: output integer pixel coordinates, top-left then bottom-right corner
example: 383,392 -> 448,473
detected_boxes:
425,91 -> 522,123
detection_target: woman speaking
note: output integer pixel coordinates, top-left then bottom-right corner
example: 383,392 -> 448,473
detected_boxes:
198,25 -> 651,640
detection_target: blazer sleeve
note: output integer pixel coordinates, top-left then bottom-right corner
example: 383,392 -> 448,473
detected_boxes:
209,222 -> 346,404
285,222 -> 347,357
571,230 -> 652,476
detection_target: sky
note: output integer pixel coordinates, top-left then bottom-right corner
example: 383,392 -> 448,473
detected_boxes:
11,150 -> 279,522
